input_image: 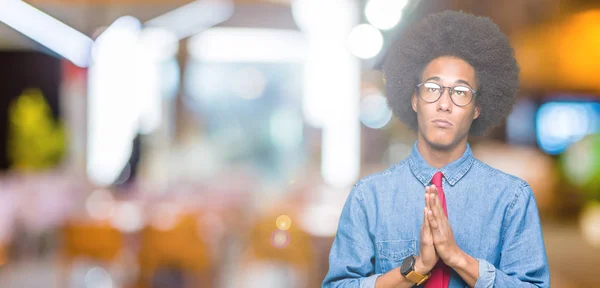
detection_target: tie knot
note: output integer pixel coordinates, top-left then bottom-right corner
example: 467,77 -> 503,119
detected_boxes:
432,171 -> 444,188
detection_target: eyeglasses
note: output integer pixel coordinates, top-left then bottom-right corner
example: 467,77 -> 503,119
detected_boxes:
416,82 -> 476,107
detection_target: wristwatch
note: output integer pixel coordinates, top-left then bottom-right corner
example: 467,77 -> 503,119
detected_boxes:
400,255 -> 431,286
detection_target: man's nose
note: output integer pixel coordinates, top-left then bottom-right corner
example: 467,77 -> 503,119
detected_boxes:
437,88 -> 453,111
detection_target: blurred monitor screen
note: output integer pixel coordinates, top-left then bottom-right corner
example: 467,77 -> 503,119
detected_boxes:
536,100 -> 600,155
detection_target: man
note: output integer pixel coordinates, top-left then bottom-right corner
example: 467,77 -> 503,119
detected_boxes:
322,11 -> 550,288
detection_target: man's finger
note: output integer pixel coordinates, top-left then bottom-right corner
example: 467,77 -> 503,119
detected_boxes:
431,186 -> 444,218
428,185 -> 435,209
430,191 -> 445,229
424,191 -> 429,220
423,207 -> 431,229
430,186 -> 438,210
431,187 -> 448,233
435,187 -> 447,221
427,204 -> 438,229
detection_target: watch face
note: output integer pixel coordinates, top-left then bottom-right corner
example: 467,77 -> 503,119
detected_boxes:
400,255 -> 415,275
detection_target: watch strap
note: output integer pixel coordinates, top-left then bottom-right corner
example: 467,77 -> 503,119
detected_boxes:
405,270 -> 431,286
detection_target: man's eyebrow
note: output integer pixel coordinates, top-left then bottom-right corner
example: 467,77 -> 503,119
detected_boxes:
422,76 -> 474,88
455,79 -> 474,88
423,76 -> 441,82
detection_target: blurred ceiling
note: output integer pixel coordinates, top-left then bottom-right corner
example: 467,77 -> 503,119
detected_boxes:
0,0 -> 589,49
3,0 -> 600,94
0,0 -> 295,50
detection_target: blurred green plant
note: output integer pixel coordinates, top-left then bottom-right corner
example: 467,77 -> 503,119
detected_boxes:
560,133 -> 600,201
7,88 -> 66,171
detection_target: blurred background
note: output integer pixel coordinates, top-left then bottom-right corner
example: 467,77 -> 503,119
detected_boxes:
0,0 -> 599,287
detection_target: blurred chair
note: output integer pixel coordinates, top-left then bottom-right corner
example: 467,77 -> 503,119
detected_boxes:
0,242 -> 7,267
60,220 -> 124,287
236,209 -> 316,288
137,213 -> 212,288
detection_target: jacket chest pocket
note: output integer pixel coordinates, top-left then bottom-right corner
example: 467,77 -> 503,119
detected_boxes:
376,239 -> 416,274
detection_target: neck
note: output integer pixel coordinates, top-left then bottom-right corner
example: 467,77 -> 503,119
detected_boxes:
416,135 -> 468,169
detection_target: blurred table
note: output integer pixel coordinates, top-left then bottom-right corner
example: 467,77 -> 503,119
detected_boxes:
543,220 -> 600,288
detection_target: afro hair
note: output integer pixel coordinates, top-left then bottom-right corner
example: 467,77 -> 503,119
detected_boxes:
382,10 -> 520,136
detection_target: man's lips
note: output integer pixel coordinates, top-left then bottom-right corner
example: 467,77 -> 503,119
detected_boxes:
431,119 -> 453,128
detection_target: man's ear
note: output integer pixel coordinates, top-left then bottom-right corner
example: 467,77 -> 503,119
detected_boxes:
411,94 -> 417,113
474,106 -> 481,120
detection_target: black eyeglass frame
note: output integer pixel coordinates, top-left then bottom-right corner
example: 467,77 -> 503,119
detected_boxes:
415,82 -> 477,107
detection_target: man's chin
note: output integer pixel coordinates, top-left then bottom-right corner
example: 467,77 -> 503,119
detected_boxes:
429,140 -> 455,151
423,135 -> 457,151
418,127 -> 465,151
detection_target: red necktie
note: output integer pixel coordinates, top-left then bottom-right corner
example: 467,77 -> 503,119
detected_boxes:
424,171 -> 450,288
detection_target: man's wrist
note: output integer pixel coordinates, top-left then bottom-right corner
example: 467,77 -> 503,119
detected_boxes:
413,256 -> 432,275
447,249 -> 467,269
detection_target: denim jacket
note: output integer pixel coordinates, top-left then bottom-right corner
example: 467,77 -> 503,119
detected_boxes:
322,142 -> 550,287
